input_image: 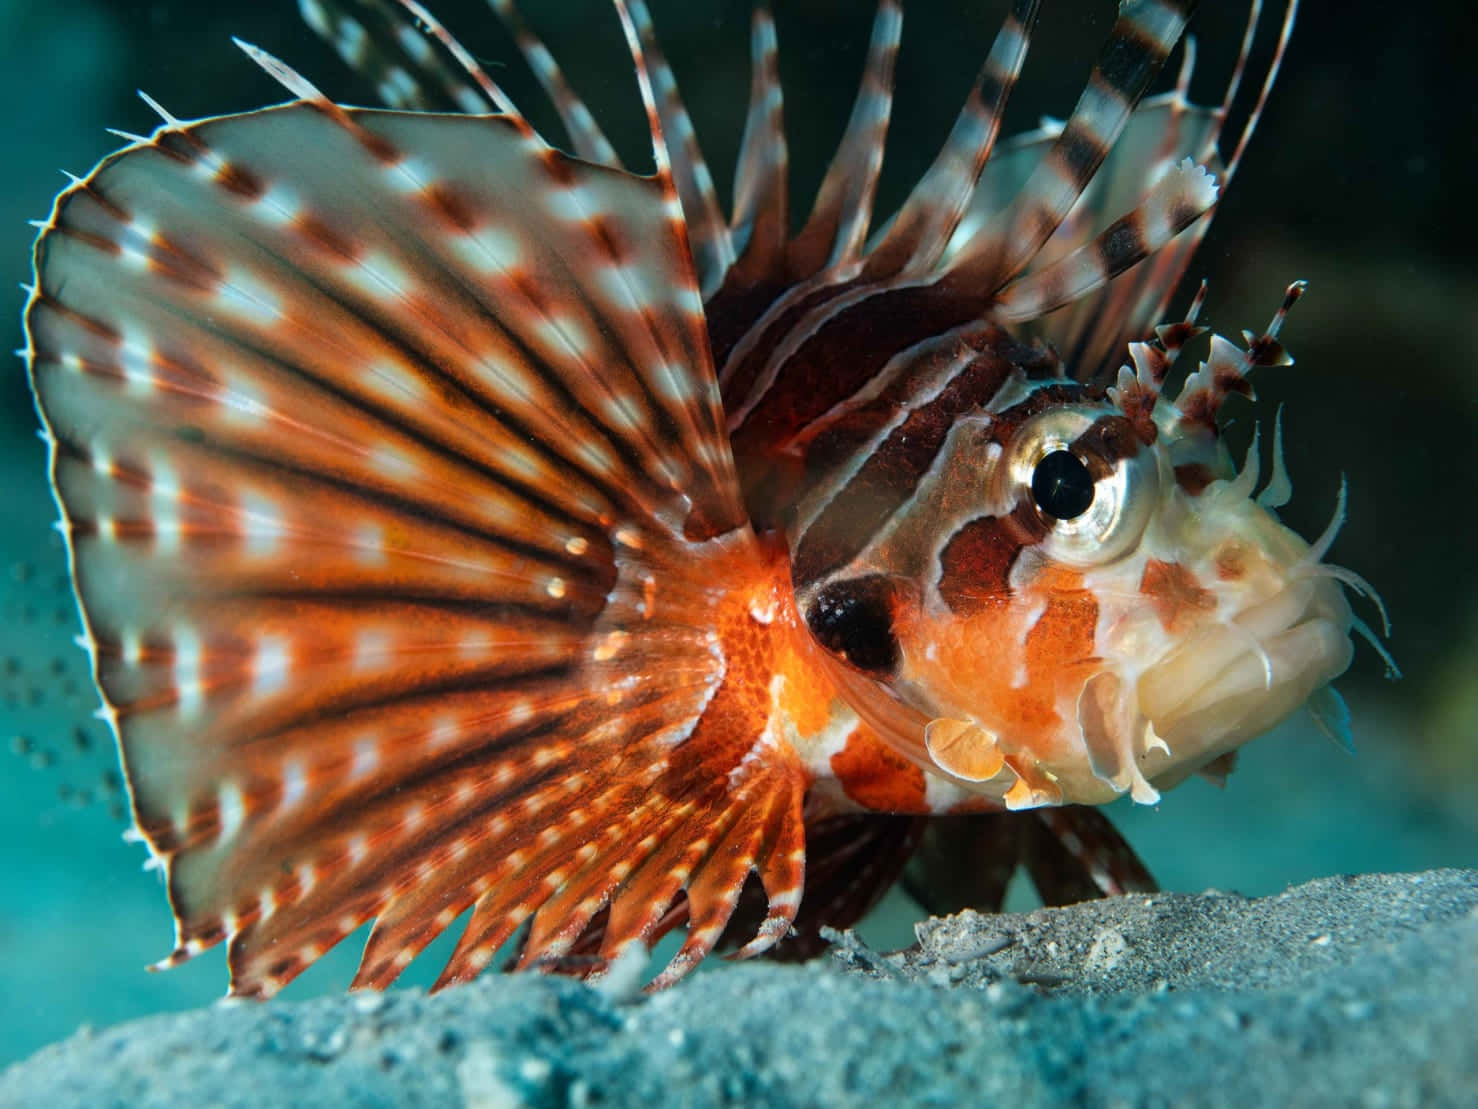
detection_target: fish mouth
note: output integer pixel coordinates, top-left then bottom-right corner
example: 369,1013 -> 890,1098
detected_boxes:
1135,577 -> 1355,769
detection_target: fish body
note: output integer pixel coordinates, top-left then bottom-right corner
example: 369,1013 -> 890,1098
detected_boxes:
22,0 -> 1376,997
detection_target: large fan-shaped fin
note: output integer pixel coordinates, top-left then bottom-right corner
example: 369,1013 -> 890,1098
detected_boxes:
25,82 -> 814,996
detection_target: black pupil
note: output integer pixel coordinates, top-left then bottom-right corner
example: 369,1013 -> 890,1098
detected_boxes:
1031,450 -> 1095,520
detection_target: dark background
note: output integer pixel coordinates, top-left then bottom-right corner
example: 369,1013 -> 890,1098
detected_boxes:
0,0 -> 1472,1066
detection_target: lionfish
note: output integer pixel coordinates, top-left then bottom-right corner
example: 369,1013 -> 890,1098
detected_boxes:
20,0 -> 1381,1000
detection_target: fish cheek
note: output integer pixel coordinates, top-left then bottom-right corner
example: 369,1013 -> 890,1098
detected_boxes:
802,574 -> 907,676
914,513 -> 1065,731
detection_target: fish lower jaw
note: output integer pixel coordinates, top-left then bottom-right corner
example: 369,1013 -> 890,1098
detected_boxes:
908,609 -> 1354,812
1135,611 -> 1355,775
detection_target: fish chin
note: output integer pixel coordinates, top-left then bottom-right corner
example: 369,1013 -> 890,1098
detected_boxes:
1133,577 -> 1355,782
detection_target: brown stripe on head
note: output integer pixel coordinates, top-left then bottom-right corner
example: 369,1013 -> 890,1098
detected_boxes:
1174,461 -> 1215,495
790,339 -> 1021,588
1138,557 -> 1215,633
993,381 -> 1104,428
936,504 -> 1047,617
1023,566 -> 1099,677
1070,413 -> 1141,480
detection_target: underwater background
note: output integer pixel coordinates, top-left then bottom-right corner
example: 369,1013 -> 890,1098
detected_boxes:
0,0 -> 1472,1068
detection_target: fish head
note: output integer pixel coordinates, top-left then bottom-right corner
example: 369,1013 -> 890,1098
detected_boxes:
800,308 -> 1368,810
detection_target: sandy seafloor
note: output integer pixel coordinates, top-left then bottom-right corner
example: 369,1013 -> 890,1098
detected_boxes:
0,0 -> 1474,1099
4,870 -> 1476,1107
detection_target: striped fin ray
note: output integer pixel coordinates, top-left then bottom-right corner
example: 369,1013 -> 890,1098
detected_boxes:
23,50 -> 816,994
489,761 -> 808,989
299,0 -> 501,114
727,0 -> 1299,457
993,156 -> 1218,322
714,0 -> 1032,410
1174,279 -> 1303,429
487,0 -> 624,167
982,0 -> 1299,378
717,0 -> 1209,467
615,0 -> 735,296
665,0 -> 906,408
1005,44 -> 1217,375
947,0 -> 1196,289
1027,808 -> 1158,901
786,1 -> 903,277
860,0 -> 1041,280
710,2 -> 926,397
749,812 -> 925,961
712,1 -> 911,430
1104,0 -> 1300,358
727,4 -> 789,284
508,800 -> 903,976
1223,0 -> 1299,184
905,809 -> 1156,917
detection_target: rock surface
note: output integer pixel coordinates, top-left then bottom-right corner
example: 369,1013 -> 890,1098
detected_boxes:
4,870 -> 1475,1108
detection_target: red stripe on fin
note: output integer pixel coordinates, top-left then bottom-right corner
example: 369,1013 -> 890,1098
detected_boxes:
746,812 -> 925,962
646,767 -> 805,989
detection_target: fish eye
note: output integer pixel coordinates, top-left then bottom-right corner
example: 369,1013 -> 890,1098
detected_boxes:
1031,450 -> 1095,520
1003,407 -> 1161,568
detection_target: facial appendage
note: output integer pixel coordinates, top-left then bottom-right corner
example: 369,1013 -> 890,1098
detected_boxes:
806,390 -> 1359,811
